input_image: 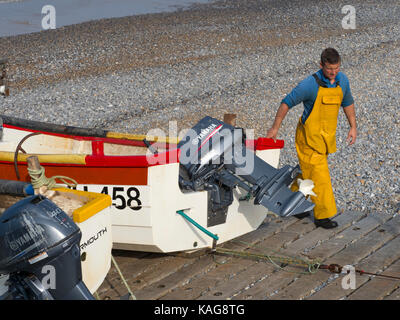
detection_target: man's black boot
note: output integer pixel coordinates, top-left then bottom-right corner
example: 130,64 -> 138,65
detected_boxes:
314,218 -> 338,229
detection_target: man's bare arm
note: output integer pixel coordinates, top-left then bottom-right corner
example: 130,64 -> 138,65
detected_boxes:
343,103 -> 357,145
266,103 -> 290,141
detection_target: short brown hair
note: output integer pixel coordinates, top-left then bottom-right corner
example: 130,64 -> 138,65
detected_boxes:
321,48 -> 341,65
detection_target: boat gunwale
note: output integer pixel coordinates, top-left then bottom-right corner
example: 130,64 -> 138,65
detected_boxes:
1,115 -> 284,148
1,115 -> 285,169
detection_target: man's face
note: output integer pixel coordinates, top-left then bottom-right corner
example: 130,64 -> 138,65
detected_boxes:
320,62 -> 341,81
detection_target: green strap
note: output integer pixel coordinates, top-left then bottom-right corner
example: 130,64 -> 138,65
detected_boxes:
177,210 -> 219,241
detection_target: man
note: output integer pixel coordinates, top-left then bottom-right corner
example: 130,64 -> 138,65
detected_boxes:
266,48 -> 357,229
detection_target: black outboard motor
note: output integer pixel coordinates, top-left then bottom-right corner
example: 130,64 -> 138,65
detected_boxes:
0,195 -> 94,300
178,116 -> 314,225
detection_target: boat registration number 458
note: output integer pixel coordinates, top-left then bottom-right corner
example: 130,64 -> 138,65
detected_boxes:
69,185 -> 142,211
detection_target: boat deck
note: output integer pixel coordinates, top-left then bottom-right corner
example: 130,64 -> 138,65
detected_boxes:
97,211 -> 400,300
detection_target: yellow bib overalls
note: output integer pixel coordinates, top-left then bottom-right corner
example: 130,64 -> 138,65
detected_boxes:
291,74 -> 343,220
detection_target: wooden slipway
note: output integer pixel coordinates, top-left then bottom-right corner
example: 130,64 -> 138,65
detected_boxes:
97,210 -> 400,300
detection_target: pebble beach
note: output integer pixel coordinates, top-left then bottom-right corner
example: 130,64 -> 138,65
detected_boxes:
0,0 -> 399,218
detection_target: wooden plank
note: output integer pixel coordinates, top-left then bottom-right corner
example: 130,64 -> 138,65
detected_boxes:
307,220 -> 400,300
133,254 -> 216,300
239,211 -> 365,300
232,266 -> 303,300
310,239 -> 400,300
161,227 -> 307,300
98,211 -> 398,300
384,287 -> 400,300
197,262 -> 276,300
96,251 -> 164,298
305,213 -> 391,260
233,213 -> 390,300
164,231 -> 304,299
117,256 -> 192,290
110,252 -> 160,275
97,252 -> 198,299
160,259 -> 255,300
96,279 -> 126,300
347,258 -> 400,300
281,211 -> 365,257
272,217 -> 398,300
98,252 -> 174,285
196,220 -> 320,300
196,230 -> 310,300
99,215 -> 297,300
137,223 -> 304,300
227,224 -> 321,300
281,219 -> 316,241
232,215 -> 299,245
98,216 -> 297,299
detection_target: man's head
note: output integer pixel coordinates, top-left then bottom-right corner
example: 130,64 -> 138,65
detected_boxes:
320,48 -> 341,81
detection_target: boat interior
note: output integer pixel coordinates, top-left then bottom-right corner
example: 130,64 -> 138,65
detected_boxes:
0,194 -> 23,215
0,125 -> 175,158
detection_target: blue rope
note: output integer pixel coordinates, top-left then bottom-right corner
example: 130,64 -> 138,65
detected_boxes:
176,210 -> 219,241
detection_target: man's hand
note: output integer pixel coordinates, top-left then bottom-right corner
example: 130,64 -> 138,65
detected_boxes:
266,127 -> 279,142
346,127 -> 357,145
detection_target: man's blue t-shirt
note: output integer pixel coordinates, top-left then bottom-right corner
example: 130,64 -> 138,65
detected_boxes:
281,69 -> 354,124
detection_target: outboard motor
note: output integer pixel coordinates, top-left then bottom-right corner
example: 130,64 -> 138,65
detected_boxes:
178,116 -> 314,225
0,195 -> 94,300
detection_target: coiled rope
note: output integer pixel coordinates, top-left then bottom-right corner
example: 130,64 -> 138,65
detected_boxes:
27,166 -> 78,190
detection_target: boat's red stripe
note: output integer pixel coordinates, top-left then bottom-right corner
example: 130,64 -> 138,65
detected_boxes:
85,148 -> 180,167
0,162 -> 148,185
246,137 -> 284,150
0,149 -> 181,185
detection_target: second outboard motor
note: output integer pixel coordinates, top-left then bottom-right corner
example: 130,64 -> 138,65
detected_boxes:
178,116 -> 314,223
0,195 -> 94,300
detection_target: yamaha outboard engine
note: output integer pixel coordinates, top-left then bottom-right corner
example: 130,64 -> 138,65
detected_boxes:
178,116 -> 314,225
0,195 -> 94,300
